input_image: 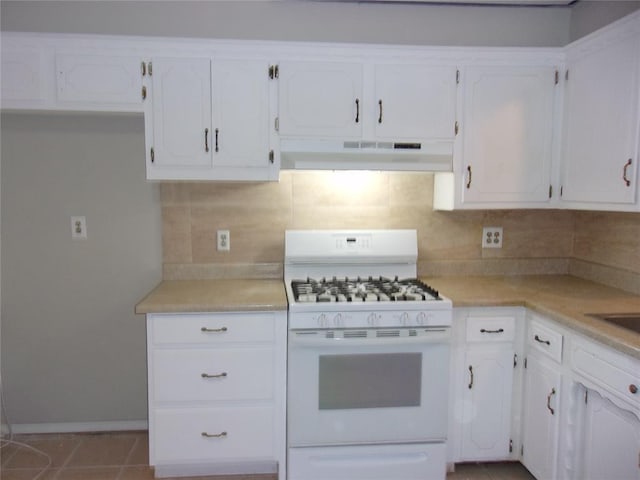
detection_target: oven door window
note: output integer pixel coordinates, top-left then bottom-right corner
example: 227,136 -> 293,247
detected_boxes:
318,352 -> 422,409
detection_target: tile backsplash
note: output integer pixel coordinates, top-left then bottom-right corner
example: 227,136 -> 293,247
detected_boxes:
160,171 -> 639,289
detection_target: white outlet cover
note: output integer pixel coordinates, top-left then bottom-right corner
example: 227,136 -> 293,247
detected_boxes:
71,216 -> 87,240
217,230 -> 230,251
482,227 -> 503,248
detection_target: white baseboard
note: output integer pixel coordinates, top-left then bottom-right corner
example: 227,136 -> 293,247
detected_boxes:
154,460 -> 277,478
10,419 -> 148,434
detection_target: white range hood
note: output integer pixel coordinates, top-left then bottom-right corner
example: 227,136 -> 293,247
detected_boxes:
280,138 -> 453,172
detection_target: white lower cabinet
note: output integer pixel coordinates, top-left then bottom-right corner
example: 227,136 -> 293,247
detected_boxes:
521,353 -> 562,480
146,312 -> 286,479
450,308 -> 523,464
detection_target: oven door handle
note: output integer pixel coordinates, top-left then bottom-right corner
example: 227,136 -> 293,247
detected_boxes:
289,331 -> 450,348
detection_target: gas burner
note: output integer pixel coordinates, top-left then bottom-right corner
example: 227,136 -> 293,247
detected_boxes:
291,276 -> 441,303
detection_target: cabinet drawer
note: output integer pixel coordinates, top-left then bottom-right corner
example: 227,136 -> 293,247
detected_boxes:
152,347 -> 274,402
153,406 -> 275,463
572,340 -> 640,408
150,313 -> 275,345
527,319 -> 563,363
466,316 -> 515,342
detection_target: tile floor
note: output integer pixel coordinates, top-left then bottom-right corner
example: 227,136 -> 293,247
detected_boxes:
1,431 -> 535,480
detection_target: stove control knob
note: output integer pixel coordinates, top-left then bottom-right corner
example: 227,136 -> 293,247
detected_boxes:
367,313 -> 378,327
332,313 -> 343,328
400,312 -> 410,326
416,312 -> 427,326
317,314 -> 328,328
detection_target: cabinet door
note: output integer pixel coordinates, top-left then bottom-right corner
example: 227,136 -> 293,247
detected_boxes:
144,57 -> 212,178
462,66 -> 557,204
212,59 -> 275,180
1,46 -> 49,106
56,53 -> 142,108
460,347 -> 514,460
521,354 -> 561,480
374,64 -> 457,141
562,28 -> 640,206
278,61 -> 363,138
581,389 -> 640,480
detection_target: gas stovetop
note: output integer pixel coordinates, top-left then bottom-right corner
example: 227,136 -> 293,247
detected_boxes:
290,276 -> 442,303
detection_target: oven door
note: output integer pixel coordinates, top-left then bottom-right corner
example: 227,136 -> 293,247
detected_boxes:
287,328 -> 450,447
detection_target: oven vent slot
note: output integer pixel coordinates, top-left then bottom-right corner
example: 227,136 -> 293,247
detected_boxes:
325,331 -> 335,339
409,330 -> 418,337
343,330 -> 368,339
376,330 -> 401,338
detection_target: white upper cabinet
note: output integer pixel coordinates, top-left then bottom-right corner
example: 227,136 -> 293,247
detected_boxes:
434,62 -> 560,210
144,57 -> 213,178
1,44 -> 50,107
560,13 -> 640,210
374,64 -> 457,141
55,53 -> 142,109
211,59 -> 278,181
277,61 -> 363,138
144,56 -> 276,181
277,60 -> 457,142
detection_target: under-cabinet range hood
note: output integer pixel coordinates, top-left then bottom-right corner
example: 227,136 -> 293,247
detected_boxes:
280,138 -> 453,172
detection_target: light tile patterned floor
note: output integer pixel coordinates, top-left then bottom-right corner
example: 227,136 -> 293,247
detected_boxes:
0,431 -> 535,480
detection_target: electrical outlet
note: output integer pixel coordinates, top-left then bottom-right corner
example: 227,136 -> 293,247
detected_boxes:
71,216 -> 87,240
217,230 -> 230,251
482,227 -> 503,249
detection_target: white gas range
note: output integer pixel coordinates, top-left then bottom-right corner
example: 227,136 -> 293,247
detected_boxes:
284,229 -> 452,480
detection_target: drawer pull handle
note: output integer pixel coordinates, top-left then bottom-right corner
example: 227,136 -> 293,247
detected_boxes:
201,431 -> 227,438
201,372 -> 227,379
201,326 -> 228,333
630,384 -> 638,394
534,334 -> 550,346
546,387 -> 556,415
480,328 -> 504,334
468,365 -> 474,389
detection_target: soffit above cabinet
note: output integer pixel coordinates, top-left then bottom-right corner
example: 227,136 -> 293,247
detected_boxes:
306,0 -> 574,5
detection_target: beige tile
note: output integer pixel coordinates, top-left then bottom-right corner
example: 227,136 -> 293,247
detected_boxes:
119,465 -> 156,480
0,468 -> 58,480
123,432 -> 148,466
291,205 -> 391,230
188,175 -> 292,210
388,172 -> 434,207
159,183 -> 192,205
420,211 -> 485,261
65,434 -> 136,467
162,206 -> 192,263
55,466 -> 120,479
3,434 -> 81,468
291,171 -> 389,207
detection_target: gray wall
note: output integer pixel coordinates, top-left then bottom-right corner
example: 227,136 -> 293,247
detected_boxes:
1,113 -> 162,426
1,0 -> 572,47
570,0 -> 640,41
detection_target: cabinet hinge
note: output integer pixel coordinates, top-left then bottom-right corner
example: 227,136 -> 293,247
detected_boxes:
560,186 -> 563,197
565,69 -> 569,81
509,439 -> 513,453
275,117 -> 279,132
141,86 -> 147,100
148,62 -> 153,76
269,149 -> 275,164
456,69 -> 460,84
150,147 -> 155,164
585,390 -> 588,404
549,185 -> 553,199
521,445 -> 524,456
513,353 -> 518,368
454,121 -> 459,136
524,357 -> 528,369
554,70 -> 559,85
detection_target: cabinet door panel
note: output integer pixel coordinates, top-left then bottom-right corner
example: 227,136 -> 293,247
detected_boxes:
278,61 -> 363,138
463,66 -> 556,204
56,53 -> 142,105
562,30 -> 640,205
522,355 -> 561,480
212,59 -> 271,172
374,64 -> 456,140
1,47 -> 48,104
461,347 -> 514,460
582,389 -> 640,480
147,57 -> 212,170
